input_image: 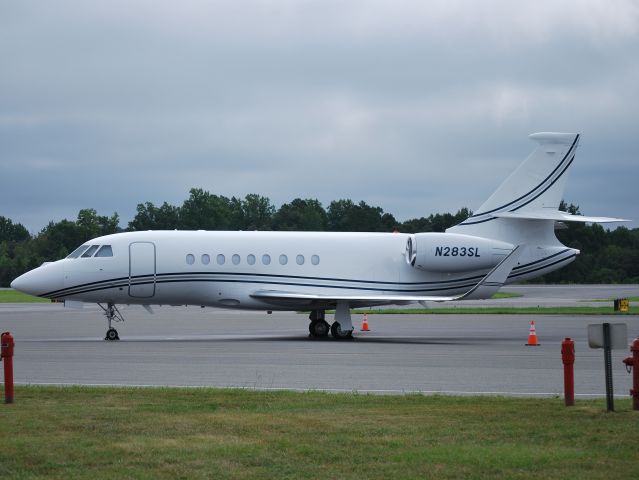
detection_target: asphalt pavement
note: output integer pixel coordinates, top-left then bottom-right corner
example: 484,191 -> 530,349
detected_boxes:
1,284 -> 637,398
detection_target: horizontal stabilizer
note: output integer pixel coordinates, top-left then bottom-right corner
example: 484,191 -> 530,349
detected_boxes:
251,246 -> 522,305
494,211 -> 628,223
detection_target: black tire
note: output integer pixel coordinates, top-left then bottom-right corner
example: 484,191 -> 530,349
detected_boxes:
330,321 -> 353,340
105,328 -> 119,341
309,320 -> 330,337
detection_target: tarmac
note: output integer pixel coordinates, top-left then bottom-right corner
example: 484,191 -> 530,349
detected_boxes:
0,284 -> 637,397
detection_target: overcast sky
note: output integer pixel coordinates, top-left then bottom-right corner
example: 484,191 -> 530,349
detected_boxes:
1,0 -> 637,233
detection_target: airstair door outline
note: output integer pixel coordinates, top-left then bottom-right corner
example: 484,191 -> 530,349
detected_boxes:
129,242 -> 156,298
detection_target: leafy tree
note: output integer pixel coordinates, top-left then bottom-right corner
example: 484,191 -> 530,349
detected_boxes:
179,188 -> 233,230
400,208 -> 472,233
0,216 -> 30,243
239,194 -> 276,230
76,208 -> 120,240
129,202 -> 180,230
35,220 -> 85,259
327,200 -> 396,232
272,198 -> 328,231
0,195 -> 636,286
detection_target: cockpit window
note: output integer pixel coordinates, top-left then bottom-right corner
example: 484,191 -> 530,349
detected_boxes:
67,244 -> 90,259
94,245 -> 113,257
81,245 -> 100,258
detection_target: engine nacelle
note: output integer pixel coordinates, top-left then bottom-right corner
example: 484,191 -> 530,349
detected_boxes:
405,232 -> 514,273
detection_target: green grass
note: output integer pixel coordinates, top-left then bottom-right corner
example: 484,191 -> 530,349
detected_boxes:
491,291 -> 523,299
0,290 -> 49,303
0,386 -> 637,479
355,306 -> 639,315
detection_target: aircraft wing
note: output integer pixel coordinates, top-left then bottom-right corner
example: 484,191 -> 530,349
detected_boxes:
251,246 -> 522,306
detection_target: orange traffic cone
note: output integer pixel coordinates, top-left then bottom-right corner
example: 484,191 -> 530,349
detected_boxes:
526,320 -> 540,346
361,313 -> 370,331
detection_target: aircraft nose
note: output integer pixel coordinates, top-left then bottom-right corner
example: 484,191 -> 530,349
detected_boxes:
10,263 -> 64,297
10,275 -> 24,291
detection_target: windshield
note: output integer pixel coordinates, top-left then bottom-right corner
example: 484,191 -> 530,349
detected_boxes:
66,244 -> 89,259
66,244 -> 114,259
94,245 -> 113,257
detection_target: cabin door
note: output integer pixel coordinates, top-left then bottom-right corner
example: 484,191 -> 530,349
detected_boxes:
128,242 -> 156,298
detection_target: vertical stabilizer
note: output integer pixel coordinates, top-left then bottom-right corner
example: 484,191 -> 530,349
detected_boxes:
447,132 -> 579,244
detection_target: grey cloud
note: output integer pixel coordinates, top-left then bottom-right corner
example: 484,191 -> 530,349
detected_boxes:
1,0 -> 637,232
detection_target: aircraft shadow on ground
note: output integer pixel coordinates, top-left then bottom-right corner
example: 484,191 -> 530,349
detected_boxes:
43,334 -> 527,346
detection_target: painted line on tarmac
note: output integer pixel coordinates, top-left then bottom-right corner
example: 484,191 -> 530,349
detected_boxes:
14,381 -> 625,398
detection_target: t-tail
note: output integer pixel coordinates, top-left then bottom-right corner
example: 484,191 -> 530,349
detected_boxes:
447,132 -> 627,282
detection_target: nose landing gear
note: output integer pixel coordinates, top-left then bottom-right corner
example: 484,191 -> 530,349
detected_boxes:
98,302 -> 124,341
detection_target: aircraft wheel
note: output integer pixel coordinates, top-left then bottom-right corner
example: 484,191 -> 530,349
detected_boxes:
330,322 -> 353,340
105,328 -> 120,341
309,320 -> 330,337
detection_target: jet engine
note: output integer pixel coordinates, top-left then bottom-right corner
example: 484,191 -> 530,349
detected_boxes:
405,232 -> 514,273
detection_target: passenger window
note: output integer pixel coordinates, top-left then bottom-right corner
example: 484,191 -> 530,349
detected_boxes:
247,254 -> 256,265
262,254 -> 271,265
279,254 -> 288,265
81,245 -> 100,258
67,245 -> 89,259
296,254 -> 304,265
186,254 -> 195,265
311,255 -> 320,265
94,245 -> 113,257
202,254 -> 210,265
232,254 -> 240,265
217,254 -> 226,265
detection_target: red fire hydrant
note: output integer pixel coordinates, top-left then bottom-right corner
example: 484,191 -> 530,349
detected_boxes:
622,337 -> 639,411
1,332 -> 15,404
561,337 -> 575,407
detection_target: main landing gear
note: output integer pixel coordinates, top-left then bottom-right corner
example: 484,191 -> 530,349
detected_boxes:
308,302 -> 354,340
308,309 -> 330,338
99,302 -> 124,341
330,321 -> 353,340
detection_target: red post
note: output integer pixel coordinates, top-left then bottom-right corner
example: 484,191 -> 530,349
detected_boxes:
622,337 -> 639,411
1,332 -> 15,404
561,337 -> 575,407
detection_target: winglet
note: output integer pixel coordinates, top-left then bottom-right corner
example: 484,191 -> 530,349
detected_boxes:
456,245 -> 522,300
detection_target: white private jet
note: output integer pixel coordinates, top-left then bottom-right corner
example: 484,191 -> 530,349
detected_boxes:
11,133 -> 626,340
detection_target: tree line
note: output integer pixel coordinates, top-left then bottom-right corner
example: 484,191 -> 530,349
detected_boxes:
1,189 -> 636,286
535,203 -> 639,284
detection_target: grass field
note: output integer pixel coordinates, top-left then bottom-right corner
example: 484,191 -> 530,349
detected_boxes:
0,386 -> 637,479
0,290 -> 49,303
491,291 -> 523,299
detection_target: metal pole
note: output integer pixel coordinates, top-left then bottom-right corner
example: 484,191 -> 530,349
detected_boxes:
603,323 -> 614,412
